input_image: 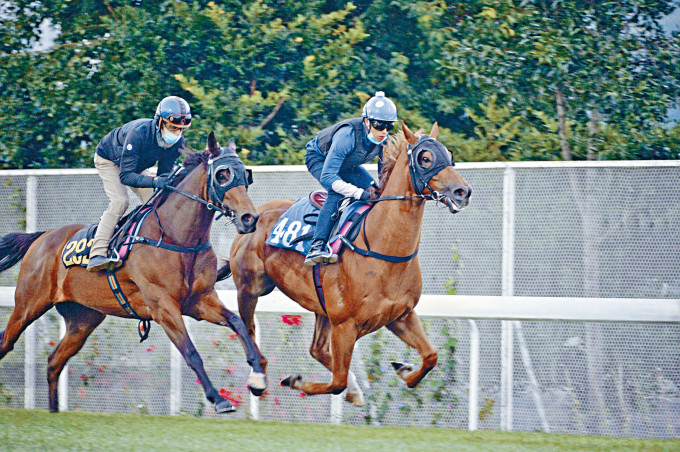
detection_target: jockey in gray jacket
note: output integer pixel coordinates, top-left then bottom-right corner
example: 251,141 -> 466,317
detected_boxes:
304,91 -> 398,266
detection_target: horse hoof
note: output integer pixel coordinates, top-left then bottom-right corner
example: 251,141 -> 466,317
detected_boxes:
391,361 -> 414,379
345,391 -> 365,407
280,374 -> 302,389
215,399 -> 236,414
248,371 -> 267,396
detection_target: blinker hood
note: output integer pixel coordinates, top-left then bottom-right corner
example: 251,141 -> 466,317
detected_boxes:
407,136 -> 453,195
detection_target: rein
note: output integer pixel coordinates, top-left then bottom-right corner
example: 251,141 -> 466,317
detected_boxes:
165,185 -> 236,222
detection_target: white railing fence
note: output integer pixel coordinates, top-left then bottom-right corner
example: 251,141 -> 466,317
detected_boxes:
1,161 -> 680,439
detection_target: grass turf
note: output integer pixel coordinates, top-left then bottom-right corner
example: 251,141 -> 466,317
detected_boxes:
0,408 -> 678,451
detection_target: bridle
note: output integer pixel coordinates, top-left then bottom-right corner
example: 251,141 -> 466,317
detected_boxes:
166,148 -> 252,222
340,135 -> 458,263
371,135 -> 456,208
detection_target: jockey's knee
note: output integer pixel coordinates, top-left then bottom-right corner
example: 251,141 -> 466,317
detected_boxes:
109,199 -> 129,217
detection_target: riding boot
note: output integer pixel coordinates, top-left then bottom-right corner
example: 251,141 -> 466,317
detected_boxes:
304,239 -> 338,266
86,255 -> 123,272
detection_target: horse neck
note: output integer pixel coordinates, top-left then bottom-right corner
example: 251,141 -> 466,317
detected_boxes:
155,166 -> 214,245
365,150 -> 425,253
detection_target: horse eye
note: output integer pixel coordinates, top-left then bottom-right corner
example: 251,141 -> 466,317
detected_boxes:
217,169 -> 231,186
418,152 -> 433,169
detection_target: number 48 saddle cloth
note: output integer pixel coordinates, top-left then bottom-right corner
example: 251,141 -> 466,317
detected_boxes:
265,191 -> 371,259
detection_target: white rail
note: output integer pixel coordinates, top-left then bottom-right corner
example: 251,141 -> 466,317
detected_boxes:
2,287 -> 679,428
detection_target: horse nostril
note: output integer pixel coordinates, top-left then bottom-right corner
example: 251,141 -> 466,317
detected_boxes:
454,187 -> 468,201
241,213 -> 259,228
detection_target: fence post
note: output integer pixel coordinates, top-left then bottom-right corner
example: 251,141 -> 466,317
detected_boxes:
170,339 -> 182,415
468,319 -> 479,431
23,176 -> 37,409
58,316 -> 68,411
500,165 -> 515,431
249,315 -> 261,420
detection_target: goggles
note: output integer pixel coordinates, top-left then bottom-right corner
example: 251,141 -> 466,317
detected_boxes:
370,120 -> 394,132
164,119 -> 191,133
165,114 -> 191,128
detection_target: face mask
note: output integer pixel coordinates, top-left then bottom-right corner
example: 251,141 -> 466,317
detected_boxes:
367,132 -> 387,145
161,128 -> 181,147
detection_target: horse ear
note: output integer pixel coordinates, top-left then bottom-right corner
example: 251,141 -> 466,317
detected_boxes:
402,121 -> 418,145
207,131 -> 219,151
228,138 -> 237,153
430,122 -> 440,140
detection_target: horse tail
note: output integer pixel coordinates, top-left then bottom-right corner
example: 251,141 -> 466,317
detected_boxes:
0,231 -> 46,273
216,257 -> 232,282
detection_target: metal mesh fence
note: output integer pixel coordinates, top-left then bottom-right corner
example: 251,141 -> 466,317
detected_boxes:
1,163 -> 679,439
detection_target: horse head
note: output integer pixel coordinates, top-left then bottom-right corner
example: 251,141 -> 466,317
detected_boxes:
204,132 -> 259,233
401,121 -> 471,213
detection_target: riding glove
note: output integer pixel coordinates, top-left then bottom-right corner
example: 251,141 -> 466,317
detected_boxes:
152,176 -> 170,190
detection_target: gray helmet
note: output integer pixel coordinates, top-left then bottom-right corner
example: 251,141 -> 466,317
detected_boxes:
361,91 -> 397,122
154,96 -> 192,128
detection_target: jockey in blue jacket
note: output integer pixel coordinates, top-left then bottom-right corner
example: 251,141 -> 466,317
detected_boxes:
304,91 -> 398,266
86,96 -> 191,271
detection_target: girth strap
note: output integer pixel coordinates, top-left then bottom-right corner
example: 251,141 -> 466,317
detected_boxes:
105,269 -> 150,342
127,236 -> 212,253
312,264 -> 328,315
339,236 -> 419,263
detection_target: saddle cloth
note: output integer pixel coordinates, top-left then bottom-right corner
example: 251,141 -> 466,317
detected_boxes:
61,207 -> 153,269
265,193 -> 371,257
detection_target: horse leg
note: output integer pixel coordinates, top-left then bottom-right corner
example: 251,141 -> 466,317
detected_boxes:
309,314 -> 364,406
186,291 -> 267,396
0,295 -> 53,360
234,265 -> 275,373
152,300 -> 235,413
386,310 -> 438,388
47,302 -> 106,413
281,321 -> 357,396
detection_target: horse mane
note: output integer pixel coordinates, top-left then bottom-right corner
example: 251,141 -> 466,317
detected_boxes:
152,149 -> 209,208
376,132 -> 408,196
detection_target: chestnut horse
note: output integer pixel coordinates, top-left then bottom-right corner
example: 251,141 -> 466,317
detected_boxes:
0,133 -> 266,413
227,122 -> 471,403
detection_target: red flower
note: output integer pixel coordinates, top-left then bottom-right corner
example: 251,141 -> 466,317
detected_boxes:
299,392 -> 306,398
229,333 -> 239,339
281,314 -> 302,326
48,341 -> 55,346
219,388 -> 242,407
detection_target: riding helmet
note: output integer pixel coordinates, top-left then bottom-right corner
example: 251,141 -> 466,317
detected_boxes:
362,91 -> 398,122
154,96 -> 192,128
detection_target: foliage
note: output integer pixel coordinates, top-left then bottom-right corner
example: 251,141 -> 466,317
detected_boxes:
1,1 -> 679,168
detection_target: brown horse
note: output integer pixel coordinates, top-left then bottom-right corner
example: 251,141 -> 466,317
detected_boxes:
226,122 -> 471,404
0,132 -> 266,413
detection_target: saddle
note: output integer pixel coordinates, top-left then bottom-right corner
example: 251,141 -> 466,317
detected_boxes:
61,207 -> 153,269
265,190 -> 371,260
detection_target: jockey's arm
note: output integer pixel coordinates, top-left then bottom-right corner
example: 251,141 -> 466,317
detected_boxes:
119,135 -> 155,188
319,127 -> 364,199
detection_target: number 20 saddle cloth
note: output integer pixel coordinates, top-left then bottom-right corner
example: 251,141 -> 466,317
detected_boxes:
60,207 -> 153,269
265,191 -> 371,258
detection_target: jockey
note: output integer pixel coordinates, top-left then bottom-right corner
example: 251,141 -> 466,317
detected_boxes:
86,96 -> 192,272
303,91 -> 397,266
